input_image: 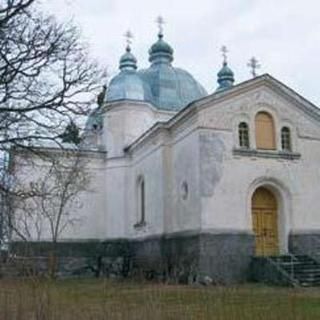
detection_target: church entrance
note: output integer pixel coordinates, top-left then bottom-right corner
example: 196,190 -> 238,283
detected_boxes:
252,187 -> 279,256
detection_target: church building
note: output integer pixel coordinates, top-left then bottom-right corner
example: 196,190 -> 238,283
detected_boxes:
10,24 -> 320,284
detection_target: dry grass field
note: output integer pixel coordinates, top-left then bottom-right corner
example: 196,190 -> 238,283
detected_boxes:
0,278 -> 320,320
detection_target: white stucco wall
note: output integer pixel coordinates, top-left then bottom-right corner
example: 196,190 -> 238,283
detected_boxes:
103,158 -> 128,238
14,78 -> 320,247
10,150 -> 107,241
65,156 -> 107,240
196,84 -> 320,252
127,143 -> 166,238
102,101 -> 174,158
122,113 -> 202,238
168,121 -> 202,233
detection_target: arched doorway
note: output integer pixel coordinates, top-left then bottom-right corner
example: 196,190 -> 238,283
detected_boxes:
252,187 -> 279,256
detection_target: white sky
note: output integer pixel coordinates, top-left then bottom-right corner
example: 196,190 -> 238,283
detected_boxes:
42,0 -> 320,105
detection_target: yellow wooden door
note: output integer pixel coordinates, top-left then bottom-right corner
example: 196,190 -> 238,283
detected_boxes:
252,187 -> 279,256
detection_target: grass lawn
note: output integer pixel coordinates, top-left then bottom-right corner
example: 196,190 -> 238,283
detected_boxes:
0,278 -> 320,319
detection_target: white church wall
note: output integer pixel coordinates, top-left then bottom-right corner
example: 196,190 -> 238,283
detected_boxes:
12,80 -> 320,250
168,121 -> 202,233
290,138 -> 320,231
124,113 -> 203,236
11,154 -> 53,240
10,151 -> 107,241
68,158 -> 107,240
127,141 -> 166,238
196,84 -> 320,253
103,101 -> 174,158
104,158 -> 129,238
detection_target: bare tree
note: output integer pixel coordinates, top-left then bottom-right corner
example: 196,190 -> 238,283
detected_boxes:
9,148 -> 91,276
0,0 -> 35,26
0,0 -> 106,151
11,149 -> 90,239
0,0 -> 105,248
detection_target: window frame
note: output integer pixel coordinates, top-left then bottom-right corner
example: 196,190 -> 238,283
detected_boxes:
136,175 -> 146,226
281,126 -> 292,152
238,122 -> 250,149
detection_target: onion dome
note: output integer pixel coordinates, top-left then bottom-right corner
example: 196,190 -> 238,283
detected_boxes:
138,31 -> 207,111
216,61 -> 235,92
106,45 -> 147,102
119,46 -> 137,71
105,26 -> 207,111
149,33 -> 174,65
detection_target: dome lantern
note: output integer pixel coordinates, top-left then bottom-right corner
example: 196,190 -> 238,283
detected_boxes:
148,16 -> 174,65
106,31 -> 146,102
216,46 -> 235,92
119,30 -> 137,71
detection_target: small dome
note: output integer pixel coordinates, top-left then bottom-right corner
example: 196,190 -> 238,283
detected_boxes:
106,46 -> 148,102
136,32 -> 207,111
216,62 -> 235,92
119,46 -> 137,71
106,71 -> 147,102
149,34 -> 174,64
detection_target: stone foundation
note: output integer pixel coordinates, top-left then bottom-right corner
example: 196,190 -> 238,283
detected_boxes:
289,232 -> 320,262
198,232 -> 255,283
9,231 -> 254,283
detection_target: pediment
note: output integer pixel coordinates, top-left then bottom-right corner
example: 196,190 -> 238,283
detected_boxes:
195,74 -> 320,139
126,74 -> 320,152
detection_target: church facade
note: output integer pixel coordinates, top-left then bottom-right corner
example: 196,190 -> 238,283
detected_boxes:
10,29 -> 320,283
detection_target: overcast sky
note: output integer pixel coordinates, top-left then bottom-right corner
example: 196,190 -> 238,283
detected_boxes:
42,0 -> 320,105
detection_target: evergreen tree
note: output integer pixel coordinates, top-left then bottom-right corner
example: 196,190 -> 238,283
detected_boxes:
60,122 -> 82,145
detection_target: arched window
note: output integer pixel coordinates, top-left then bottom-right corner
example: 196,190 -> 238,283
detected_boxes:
137,176 -> 145,224
238,122 -> 250,148
255,112 -> 276,150
281,127 -> 291,151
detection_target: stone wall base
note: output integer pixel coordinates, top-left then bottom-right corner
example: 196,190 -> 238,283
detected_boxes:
289,232 -> 320,262
9,231 -> 254,284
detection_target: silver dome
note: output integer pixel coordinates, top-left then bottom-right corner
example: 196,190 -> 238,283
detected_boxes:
105,33 -> 207,111
106,70 -> 147,102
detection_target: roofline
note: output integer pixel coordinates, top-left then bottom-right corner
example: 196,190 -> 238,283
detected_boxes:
103,99 -> 176,115
10,145 -> 107,159
125,74 -> 320,153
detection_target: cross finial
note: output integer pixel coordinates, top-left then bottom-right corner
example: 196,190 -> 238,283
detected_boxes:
247,56 -> 261,78
124,30 -> 134,51
156,16 -> 165,36
221,45 -> 228,65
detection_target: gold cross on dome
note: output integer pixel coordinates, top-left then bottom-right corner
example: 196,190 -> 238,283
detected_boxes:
247,56 -> 261,78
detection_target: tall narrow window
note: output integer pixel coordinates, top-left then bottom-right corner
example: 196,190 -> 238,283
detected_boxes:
255,112 -> 276,150
138,176 -> 145,224
281,127 -> 291,151
239,122 -> 250,148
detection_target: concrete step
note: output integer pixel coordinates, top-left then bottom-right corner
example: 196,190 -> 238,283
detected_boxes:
282,266 -> 320,273
251,254 -> 320,287
287,255 -> 320,287
285,273 -> 320,280
300,282 -> 320,287
269,256 -> 298,263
